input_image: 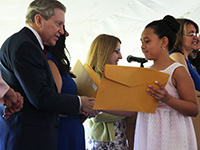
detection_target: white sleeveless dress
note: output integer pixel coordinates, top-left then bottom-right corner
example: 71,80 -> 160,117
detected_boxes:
134,62 -> 197,150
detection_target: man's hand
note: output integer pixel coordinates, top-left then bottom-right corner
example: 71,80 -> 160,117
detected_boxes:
80,96 -> 95,114
3,88 -> 17,107
2,89 -> 24,120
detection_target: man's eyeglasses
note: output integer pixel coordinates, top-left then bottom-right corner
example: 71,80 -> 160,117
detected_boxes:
186,32 -> 199,37
114,50 -> 121,55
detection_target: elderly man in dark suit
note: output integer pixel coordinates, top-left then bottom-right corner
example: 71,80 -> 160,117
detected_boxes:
0,0 -> 95,150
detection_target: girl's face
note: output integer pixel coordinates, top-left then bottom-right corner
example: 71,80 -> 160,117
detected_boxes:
141,28 -> 163,60
182,24 -> 199,53
109,41 -> 122,65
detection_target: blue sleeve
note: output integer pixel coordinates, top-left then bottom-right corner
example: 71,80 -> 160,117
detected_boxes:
186,59 -> 200,91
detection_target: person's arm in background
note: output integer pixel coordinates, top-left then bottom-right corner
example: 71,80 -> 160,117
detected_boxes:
90,112 -> 126,123
3,89 -> 24,120
102,110 -> 136,117
0,76 -> 10,105
0,76 -> 23,119
170,52 -> 200,99
170,52 -> 188,69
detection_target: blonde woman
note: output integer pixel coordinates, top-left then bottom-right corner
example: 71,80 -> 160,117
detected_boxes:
170,18 -> 200,150
84,34 -> 129,150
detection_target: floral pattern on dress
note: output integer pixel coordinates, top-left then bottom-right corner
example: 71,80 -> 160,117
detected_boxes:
86,119 -> 128,150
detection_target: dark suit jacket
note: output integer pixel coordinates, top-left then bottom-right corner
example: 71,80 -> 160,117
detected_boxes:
0,27 -> 80,150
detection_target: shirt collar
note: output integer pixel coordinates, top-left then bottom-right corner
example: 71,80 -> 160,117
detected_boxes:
26,25 -> 44,50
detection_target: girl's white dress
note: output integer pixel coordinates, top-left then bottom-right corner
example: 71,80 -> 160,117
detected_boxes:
134,62 -> 197,150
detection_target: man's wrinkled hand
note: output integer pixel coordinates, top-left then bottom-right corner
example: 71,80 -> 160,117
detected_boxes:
80,96 -> 95,114
2,90 -> 24,120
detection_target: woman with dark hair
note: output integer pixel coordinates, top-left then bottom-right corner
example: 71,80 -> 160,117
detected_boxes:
106,15 -> 198,150
133,15 -> 198,150
45,26 -> 86,150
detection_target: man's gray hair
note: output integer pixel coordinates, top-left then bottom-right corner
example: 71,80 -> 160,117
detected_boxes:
26,0 -> 66,24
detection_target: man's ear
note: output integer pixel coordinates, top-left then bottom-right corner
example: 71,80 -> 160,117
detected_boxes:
34,14 -> 43,28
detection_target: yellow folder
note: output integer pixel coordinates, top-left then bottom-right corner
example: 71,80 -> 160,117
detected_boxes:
72,60 -> 100,97
93,65 -> 170,113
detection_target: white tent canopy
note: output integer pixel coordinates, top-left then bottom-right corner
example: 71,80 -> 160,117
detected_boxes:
1,0 -> 200,67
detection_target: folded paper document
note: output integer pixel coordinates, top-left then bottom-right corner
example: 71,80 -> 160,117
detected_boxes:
93,65 -> 170,113
72,60 -> 100,97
